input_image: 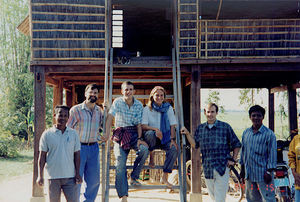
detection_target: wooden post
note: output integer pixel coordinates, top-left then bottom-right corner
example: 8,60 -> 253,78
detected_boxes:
288,85 -> 298,138
268,89 -> 275,131
190,66 -> 202,202
66,89 -> 72,107
72,83 -> 76,106
32,66 -> 46,198
52,79 -> 63,123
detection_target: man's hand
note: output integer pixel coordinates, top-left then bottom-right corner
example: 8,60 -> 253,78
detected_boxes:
170,139 -> 179,151
154,129 -> 163,140
240,164 -> 245,183
180,127 -> 190,136
137,139 -> 148,148
227,160 -> 235,167
263,171 -> 272,184
75,174 -> 83,184
100,135 -> 109,142
36,176 -> 44,187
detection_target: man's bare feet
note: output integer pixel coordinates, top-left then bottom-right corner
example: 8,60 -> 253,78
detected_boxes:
161,172 -> 173,189
149,151 -> 155,168
121,196 -> 128,202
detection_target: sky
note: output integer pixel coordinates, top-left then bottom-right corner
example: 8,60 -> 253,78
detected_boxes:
200,88 -> 299,112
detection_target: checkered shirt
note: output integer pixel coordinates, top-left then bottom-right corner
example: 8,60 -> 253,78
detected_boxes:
194,120 -> 241,179
109,97 -> 143,128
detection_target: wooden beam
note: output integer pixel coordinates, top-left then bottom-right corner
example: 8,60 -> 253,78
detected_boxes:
270,86 -> 288,94
52,79 -> 63,123
66,89 -> 72,107
268,89 -> 275,131
33,66 -> 46,197
288,85 -> 298,138
190,66 -> 202,194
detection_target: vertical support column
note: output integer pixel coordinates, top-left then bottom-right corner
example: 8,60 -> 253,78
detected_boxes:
52,79 -> 63,123
72,84 -> 76,106
268,89 -> 275,131
288,85 -> 298,138
32,66 -> 46,199
66,89 -> 72,107
190,66 -> 202,202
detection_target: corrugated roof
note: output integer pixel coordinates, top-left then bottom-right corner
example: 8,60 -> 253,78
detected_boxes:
17,15 -> 30,36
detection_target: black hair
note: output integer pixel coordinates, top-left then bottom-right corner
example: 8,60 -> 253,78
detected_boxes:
54,105 -> 70,114
248,105 -> 265,117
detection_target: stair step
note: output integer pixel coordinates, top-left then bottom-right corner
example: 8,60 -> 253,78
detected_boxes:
109,165 -> 179,170
109,185 -> 180,190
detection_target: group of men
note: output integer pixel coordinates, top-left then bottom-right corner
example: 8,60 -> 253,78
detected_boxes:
37,82 -> 150,202
181,103 -> 277,202
37,81 -> 278,202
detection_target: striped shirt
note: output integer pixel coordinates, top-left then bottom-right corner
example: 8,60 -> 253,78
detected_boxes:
240,125 -> 277,182
194,120 -> 241,179
67,102 -> 103,143
109,97 -> 143,128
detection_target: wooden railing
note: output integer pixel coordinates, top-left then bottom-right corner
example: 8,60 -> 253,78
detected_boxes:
179,18 -> 300,59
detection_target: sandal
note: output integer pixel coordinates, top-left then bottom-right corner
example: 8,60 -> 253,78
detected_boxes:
130,178 -> 142,187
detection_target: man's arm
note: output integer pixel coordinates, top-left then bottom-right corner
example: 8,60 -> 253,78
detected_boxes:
102,113 -> 113,142
180,127 -> 196,148
37,151 -> 47,186
74,151 -> 82,184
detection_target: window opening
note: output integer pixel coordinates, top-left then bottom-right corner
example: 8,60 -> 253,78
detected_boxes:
112,10 -> 123,48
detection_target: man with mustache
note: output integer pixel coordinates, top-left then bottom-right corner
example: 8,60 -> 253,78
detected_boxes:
67,83 -> 103,202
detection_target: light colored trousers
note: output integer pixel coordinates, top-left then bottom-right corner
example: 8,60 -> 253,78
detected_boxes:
205,167 -> 230,202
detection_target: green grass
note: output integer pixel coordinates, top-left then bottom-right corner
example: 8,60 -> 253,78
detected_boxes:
0,149 -> 33,183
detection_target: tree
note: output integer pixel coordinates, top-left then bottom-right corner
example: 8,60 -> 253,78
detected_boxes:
0,0 -> 53,147
205,90 -> 225,114
238,88 -> 262,111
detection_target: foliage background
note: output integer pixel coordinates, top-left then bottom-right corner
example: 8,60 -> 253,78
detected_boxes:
0,0 -> 53,157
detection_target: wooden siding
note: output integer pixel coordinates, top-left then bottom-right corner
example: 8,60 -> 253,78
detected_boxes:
179,16 -> 300,59
31,0 -> 105,61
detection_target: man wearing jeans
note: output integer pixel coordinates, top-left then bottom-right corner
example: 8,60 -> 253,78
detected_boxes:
102,81 -> 149,202
181,103 -> 241,202
37,105 -> 82,202
67,83 -> 103,202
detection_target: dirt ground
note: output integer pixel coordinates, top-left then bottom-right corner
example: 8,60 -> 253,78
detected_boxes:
0,173 -> 244,202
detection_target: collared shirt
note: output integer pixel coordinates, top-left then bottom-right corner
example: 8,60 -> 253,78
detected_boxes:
109,97 -> 143,128
39,126 -> 81,179
194,120 -> 241,179
240,125 -> 277,182
67,102 -> 103,143
141,105 -> 177,130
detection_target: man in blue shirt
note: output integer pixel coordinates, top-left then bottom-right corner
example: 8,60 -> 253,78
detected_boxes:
181,103 -> 241,202
240,105 -> 277,202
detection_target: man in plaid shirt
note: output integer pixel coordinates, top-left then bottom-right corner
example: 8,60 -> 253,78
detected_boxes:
181,103 -> 241,202
102,81 -> 149,202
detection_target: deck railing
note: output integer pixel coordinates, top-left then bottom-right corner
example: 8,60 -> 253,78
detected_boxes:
179,18 -> 300,59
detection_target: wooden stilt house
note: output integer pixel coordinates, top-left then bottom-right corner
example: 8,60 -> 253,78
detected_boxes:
17,0 -> 300,201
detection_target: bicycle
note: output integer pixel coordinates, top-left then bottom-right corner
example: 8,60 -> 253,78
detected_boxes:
186,160 -> 245,202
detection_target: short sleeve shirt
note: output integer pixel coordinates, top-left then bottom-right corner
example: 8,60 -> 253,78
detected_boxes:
109,97 -> 143,128
39,126 -> 81,179
141,105 -> 177,129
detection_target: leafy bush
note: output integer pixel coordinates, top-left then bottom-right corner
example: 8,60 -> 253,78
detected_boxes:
0,131 -> 21,158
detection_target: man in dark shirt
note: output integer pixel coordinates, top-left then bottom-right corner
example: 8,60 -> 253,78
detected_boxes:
181,103 -> 241,202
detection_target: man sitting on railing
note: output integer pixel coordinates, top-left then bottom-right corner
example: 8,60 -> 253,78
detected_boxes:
102,81 -> 149,202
